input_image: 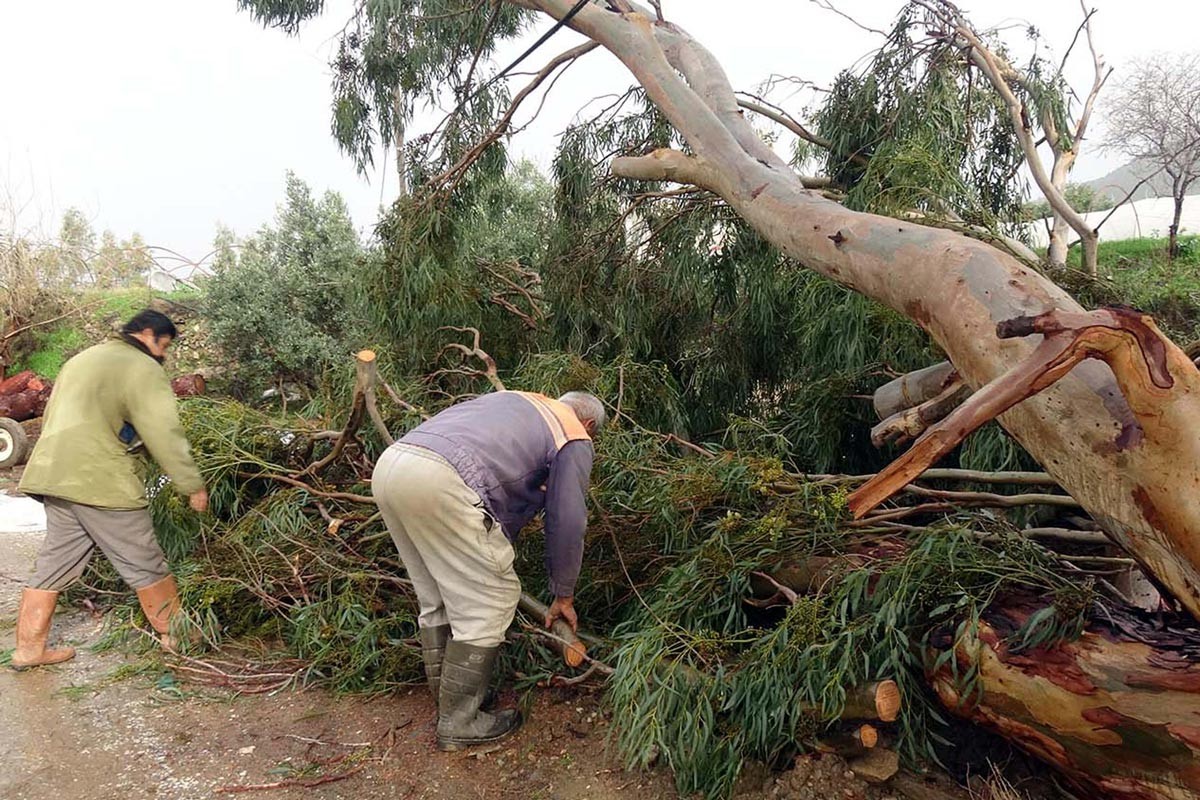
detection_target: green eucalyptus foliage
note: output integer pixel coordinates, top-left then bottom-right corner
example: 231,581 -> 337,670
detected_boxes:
815,6 -> 1029,230
238,0 -> 532,176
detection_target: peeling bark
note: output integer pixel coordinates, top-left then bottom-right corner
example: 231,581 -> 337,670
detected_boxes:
931,608 -> 1200,800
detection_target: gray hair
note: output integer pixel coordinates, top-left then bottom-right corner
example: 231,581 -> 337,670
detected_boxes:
558,391 -> 607,430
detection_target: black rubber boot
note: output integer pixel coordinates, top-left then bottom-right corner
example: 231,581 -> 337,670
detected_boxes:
420,624 -> 451,701
436,641 -> 521,751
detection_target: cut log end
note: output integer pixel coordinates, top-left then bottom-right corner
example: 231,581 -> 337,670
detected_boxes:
838,679 -> 904,722
856,724 -> 879,749
874,680 -> 901,722
565,640 -> 587,668
356,349 -> 377,363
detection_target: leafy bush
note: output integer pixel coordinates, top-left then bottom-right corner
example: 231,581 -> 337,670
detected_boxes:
203,173 -> 363,397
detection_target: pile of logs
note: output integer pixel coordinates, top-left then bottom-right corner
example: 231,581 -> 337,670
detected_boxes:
0,370 -> 52,422
0,369 -> 208,423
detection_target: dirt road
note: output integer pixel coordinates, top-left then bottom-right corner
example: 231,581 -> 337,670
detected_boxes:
0,488 -> 682,800
0,480 -> 943,800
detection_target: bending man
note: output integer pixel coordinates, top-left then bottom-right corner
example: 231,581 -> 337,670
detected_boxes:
12,310 -> 208,669
373,390 -> 603,751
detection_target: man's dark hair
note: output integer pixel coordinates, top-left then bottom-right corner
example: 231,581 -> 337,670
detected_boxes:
121,309 -> 178,339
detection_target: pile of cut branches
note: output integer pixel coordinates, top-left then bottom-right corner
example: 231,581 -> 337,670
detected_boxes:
68,342 -> 1135,798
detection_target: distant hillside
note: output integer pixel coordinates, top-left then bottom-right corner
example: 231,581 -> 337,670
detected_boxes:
1083,159 -> 1200,203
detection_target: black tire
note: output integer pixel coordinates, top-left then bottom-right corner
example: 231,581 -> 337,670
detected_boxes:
0,417 -> 29,469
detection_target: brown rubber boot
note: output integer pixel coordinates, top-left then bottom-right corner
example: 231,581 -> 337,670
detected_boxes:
11,588 -> 76,670
136,575 -> 186,651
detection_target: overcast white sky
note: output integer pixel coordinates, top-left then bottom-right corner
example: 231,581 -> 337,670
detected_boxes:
2,1 -> 1196,261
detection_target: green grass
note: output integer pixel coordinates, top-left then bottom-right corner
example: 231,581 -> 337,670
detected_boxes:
1054,235 -> 1200,343
11,326 -> 88,379
83,287 -> 159,324
1072,235 -> 1200,271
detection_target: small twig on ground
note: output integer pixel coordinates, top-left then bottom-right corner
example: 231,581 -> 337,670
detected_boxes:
214,763 -> 368,793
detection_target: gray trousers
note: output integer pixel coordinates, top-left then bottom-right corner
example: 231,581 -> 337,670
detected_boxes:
28,497 -> 170,591
373,444 -> 521,648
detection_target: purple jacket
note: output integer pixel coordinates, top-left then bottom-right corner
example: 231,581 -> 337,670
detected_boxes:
399,391 -> 594,597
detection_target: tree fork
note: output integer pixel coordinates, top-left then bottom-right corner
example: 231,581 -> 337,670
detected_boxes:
848,306 -> 1200,618
294,350 -> 376,478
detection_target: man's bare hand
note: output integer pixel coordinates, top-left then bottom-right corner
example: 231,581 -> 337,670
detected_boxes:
545,595 -> 578,632
189,488 -> 209,513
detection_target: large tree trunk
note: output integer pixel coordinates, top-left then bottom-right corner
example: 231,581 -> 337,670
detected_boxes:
1048,212 -> 1071,267
517,0 -> 1200,620
931,607 -> 1200,800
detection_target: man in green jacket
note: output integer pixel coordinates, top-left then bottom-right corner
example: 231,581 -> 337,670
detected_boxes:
11,309 -> 208,669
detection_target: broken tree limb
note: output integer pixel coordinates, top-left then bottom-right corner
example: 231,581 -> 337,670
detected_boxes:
804,469 -> 1059,487
848,306 -> 1200,620
902,485 -> 1080,509
239,472 -> 376,505
437,326 -> 506,391
509,0 -> 1200,647
872,361 -> 960,420
871,377 -> 972,448
294,350 -> 376,478
1021,528 -> 1112,547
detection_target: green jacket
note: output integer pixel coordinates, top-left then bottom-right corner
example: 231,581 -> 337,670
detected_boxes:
19,337 -> 204,509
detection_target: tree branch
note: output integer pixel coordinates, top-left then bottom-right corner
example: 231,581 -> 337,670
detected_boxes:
437,326 -> 506,391
434,40 -> 598,188
849,305 -> 1187,519
611,149 -> 723,192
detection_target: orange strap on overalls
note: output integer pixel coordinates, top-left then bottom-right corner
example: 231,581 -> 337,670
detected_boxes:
510,391 -> 591,450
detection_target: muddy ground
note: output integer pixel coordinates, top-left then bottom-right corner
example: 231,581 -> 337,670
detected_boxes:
1,472 -> 978,800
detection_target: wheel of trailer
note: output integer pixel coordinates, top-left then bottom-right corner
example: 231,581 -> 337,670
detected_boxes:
0,417 -> 29,469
